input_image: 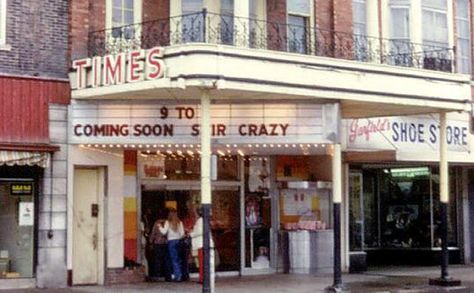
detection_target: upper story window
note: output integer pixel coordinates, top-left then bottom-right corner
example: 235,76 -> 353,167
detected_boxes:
353,0 -> 367,60
389,1 -> 410,42
182,0 -> 203,42
456,0 -> 471,74
421,0 -> 448,48
0,0 -> 7,46
353,0 -> 367,36
220,0 -> 234,44
106,0 -> 142,40
388,1 -> 411,65
249,0 -> 266,48
287,0 -> 310,54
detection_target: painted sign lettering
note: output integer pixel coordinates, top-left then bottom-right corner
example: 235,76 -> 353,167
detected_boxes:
71,47 -> 165,89
347,116 -> 470,152
69,103 -> 334,145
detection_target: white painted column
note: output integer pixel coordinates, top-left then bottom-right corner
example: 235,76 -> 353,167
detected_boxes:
200,92 -> 213,293
234,0 -> 250,46
427,111 -> 461,285
411,0 -> 424,67
201,93 -> 211,206
366,0 -> 380,62
366,0 -> 379,37
330,143 -> 343,289
440,112 -> 449,204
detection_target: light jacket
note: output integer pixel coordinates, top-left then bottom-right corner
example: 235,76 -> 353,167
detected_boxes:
159,220 -> 184,241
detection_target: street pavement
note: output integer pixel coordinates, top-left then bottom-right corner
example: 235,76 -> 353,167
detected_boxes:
1,265 -> 474,292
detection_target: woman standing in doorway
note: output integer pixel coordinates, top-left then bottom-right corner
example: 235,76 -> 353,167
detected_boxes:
159,208 -> 185,282
189,207 -> 215,284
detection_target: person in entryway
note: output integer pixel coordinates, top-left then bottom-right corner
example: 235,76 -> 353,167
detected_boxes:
189,207 -> 215,284
149,209 -> 171,281
159,208 -> 185,282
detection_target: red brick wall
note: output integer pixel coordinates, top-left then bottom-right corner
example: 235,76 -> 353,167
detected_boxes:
266,0 -> 287,51
315,0 -> 334,31
315,0 -> 334,56
143,0 -> 169,21
142,0 -> 170,48
69,0 -> 106,60
90,0 -> 106,33
333,0 -> 353,59
333,0 -> 353,34
69,0 -> 91,60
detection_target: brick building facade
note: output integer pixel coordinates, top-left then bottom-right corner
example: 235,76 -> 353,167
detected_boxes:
61,0 -> 474,289
0,0 -> 69,289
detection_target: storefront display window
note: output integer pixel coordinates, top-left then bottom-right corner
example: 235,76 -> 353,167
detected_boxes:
349,166 -> 459,251
379,167 -> 432,248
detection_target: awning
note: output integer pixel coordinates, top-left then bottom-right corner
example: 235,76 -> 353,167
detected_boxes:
0,151 -> 49,168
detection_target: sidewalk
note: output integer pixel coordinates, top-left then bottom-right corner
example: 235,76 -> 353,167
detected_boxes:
1,265 -> 473,292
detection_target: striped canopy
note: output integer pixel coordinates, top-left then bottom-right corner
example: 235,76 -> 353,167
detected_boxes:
0,151 -> 49,168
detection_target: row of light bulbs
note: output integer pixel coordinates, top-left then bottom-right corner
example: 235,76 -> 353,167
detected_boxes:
79,143 -> 329,149
79,143 -> 332,159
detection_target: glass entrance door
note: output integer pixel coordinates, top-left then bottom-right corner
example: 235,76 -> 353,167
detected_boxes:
0,180 -> 35,278
349,172 -> 364,251
141,185 -> 241,273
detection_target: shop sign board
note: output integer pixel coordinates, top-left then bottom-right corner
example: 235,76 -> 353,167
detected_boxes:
10,183 -> 33,196
346,116 -> 470,152
71,47 -> 165,90
69,103 -> 338,145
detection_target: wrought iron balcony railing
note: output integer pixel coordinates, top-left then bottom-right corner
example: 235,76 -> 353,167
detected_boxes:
88,10 -> 454,73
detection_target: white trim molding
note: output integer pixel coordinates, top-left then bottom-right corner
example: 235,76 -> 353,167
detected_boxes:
0,0 -> 8,48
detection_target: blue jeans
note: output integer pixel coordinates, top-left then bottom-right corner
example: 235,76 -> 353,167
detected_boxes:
168,239 -> 182,281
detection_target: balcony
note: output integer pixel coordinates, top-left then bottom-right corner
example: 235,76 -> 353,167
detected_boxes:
88,10 -> 454,73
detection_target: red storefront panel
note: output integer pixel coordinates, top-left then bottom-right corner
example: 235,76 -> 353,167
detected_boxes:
0,75 -> 70,144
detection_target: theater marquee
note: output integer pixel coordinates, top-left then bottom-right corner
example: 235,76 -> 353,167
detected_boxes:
69,102 -> 339,145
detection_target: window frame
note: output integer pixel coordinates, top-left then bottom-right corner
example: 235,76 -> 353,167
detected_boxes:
105,0 -> 142,31
353,0 -> 367,36
388,3 -> 412,67
286,0 -> 313,54
455,0 -> 471,74
0,0 -> 8,48
421,1 -> 449,48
